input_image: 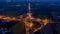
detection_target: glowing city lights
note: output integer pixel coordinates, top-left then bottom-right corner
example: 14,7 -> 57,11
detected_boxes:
42,18 -> 49,25
0,0 -> 50,34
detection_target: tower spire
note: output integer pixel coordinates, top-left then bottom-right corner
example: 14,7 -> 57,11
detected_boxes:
28,0 -> 31,13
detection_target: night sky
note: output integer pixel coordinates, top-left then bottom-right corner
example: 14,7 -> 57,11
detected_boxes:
0,0 -> 60,16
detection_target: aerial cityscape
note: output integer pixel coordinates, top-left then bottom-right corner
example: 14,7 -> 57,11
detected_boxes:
0,0 -> 60,34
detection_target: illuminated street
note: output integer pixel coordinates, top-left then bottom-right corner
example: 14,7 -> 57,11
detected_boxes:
0,0 -> 60,34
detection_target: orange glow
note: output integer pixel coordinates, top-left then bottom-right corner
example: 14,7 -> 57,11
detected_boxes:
25,22 -> 33,29
3,16 -> 12,20
42,18 -> 49,25
27,13 -> 35,20
12,17 -> 16,21
36,18 -> 41,22
0,15 -> 49,26
0,1 -> 49,34
33,27 -> 41,32
19,15 -> 23,19
0,15 -> 49,33
0,1 -> 50,34
27,13 -> 32,18
33,25 -> 44,32
0,16 -> 3,19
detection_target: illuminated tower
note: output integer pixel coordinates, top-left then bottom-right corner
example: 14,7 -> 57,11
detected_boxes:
28,0 -> 31,13
26,0 -> 34,20
27,0 -> 32,17
25,0 -> 34,34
